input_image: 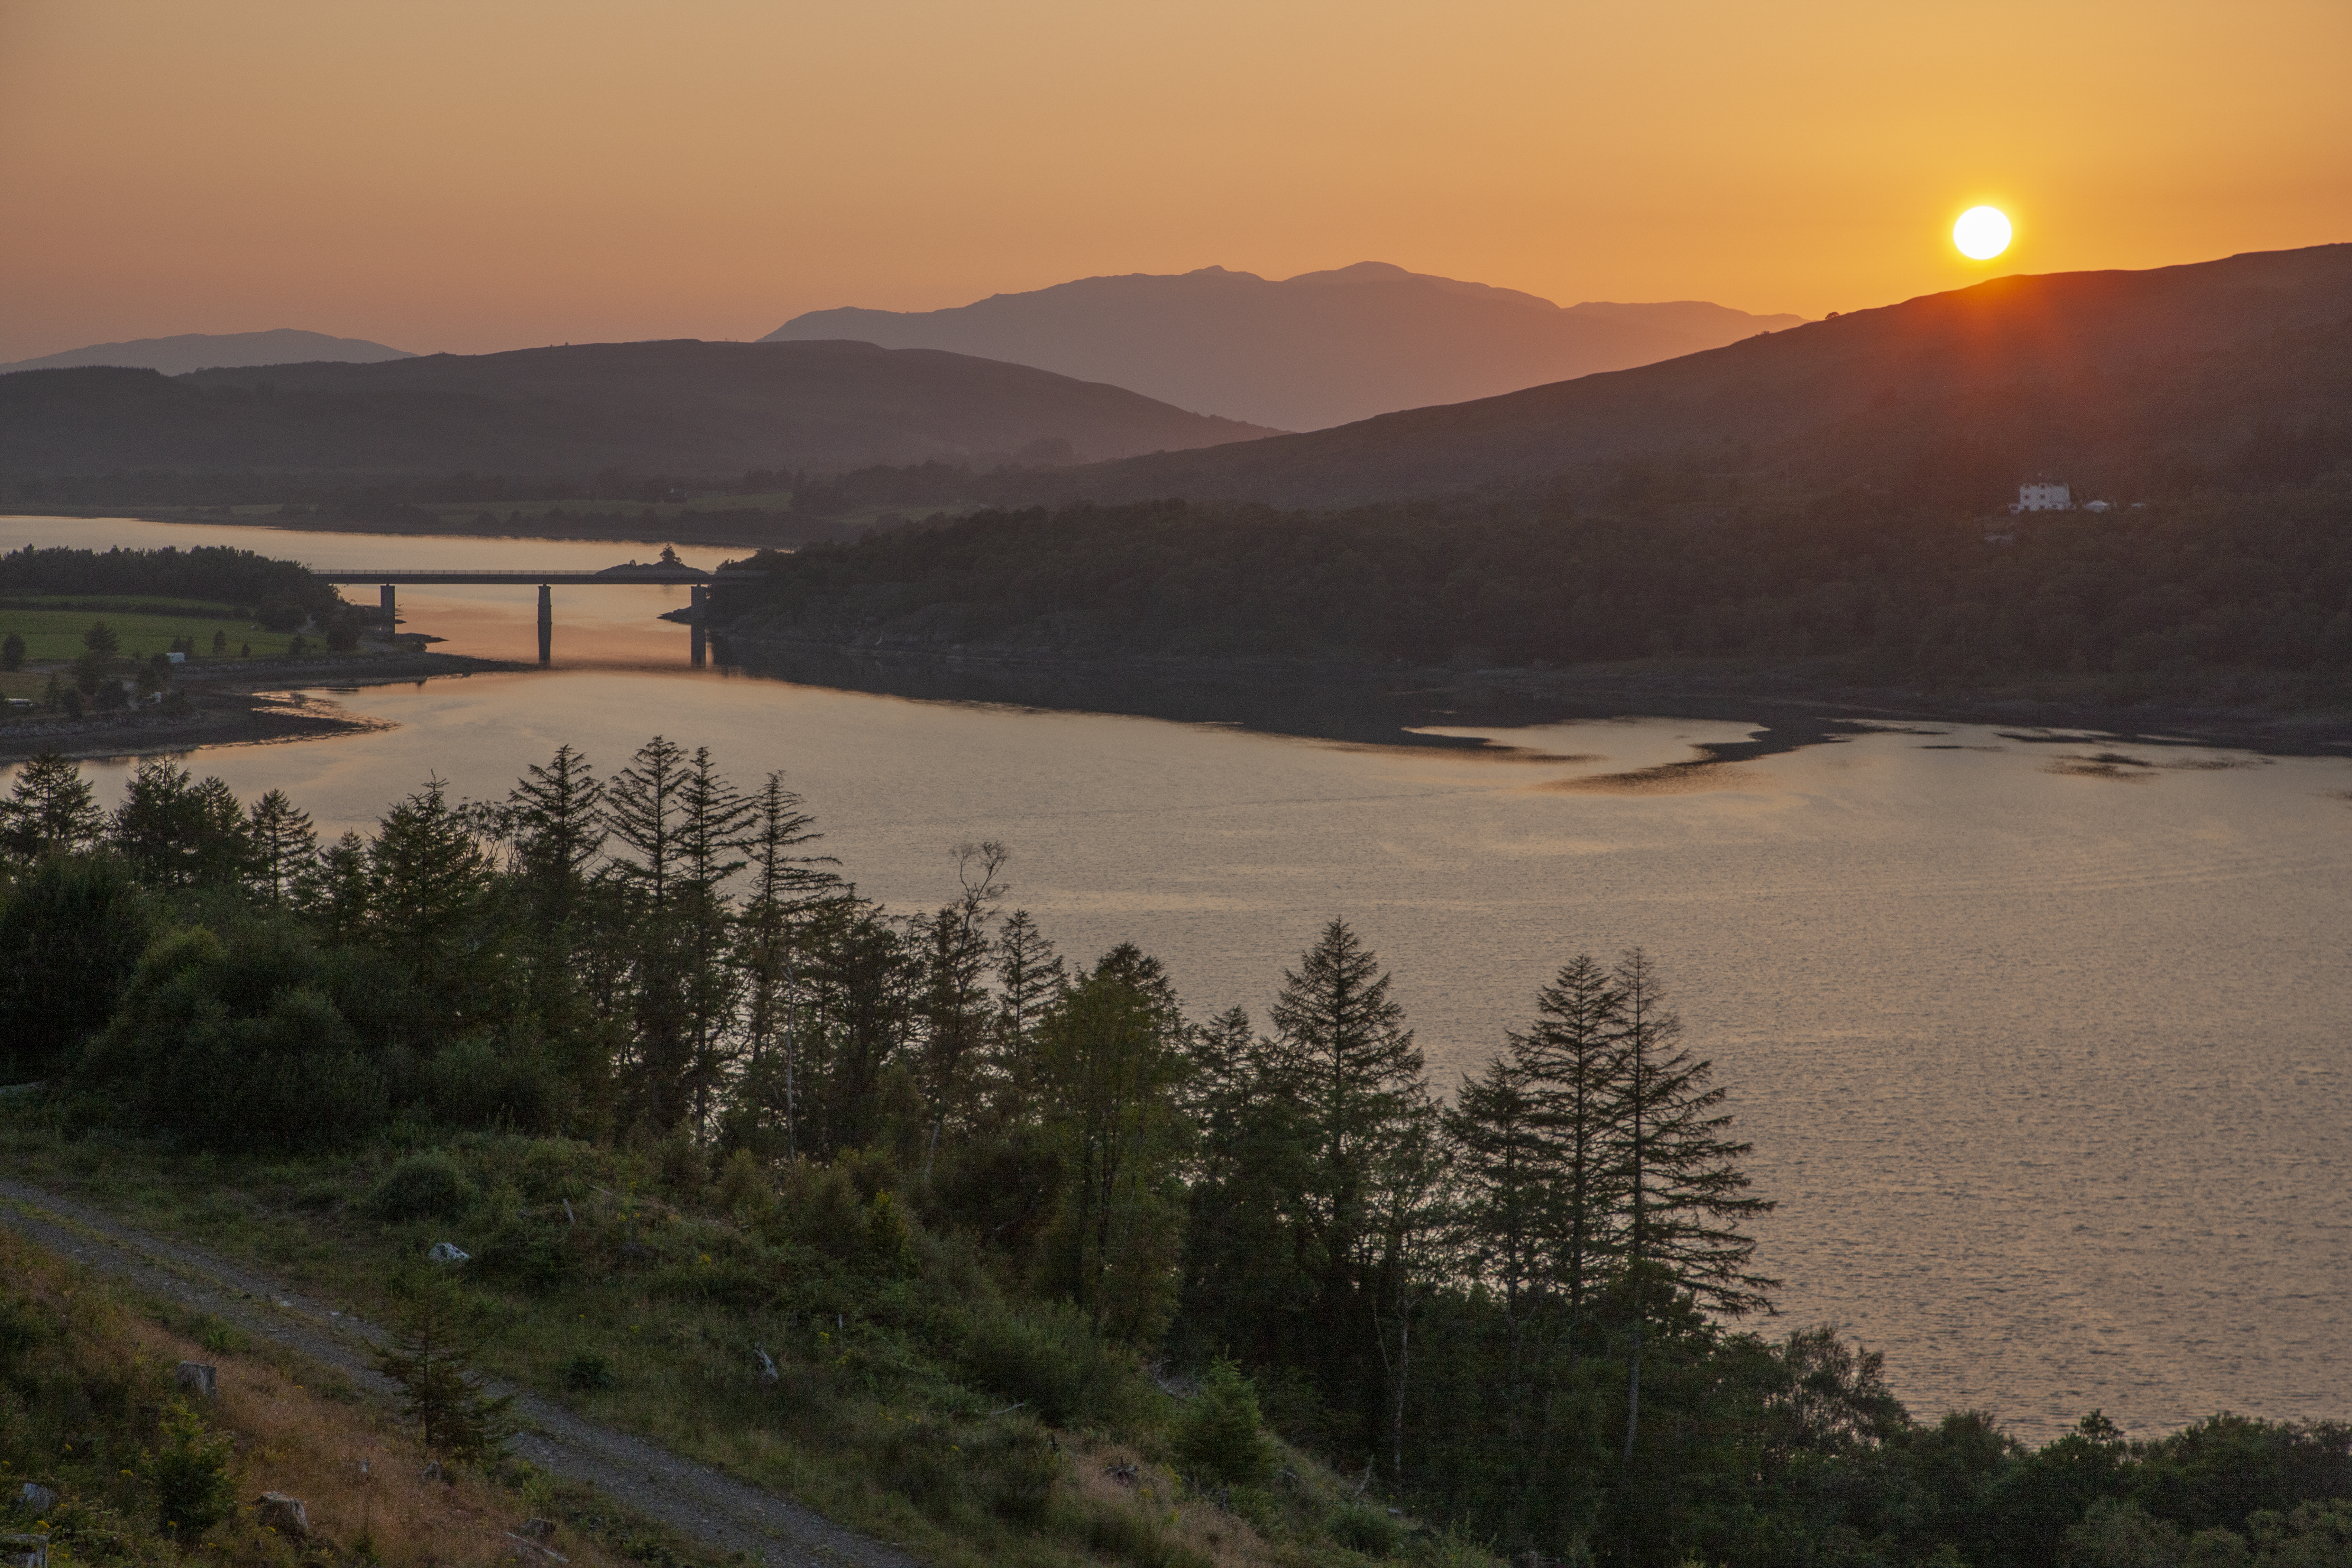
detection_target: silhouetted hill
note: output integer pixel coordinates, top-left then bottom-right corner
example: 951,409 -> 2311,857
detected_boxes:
0,339 -> 1277,479
767,262 -> 1804,429
0,328 -> 415,376
1008,244 -> 2352,508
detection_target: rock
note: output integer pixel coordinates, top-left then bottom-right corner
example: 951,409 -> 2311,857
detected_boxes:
173,1362 -> 218,1400
516,1519 -> 557,1541
418,1461 -> 443,1482
17,1483 -> 56,1511
427,1242 -> 470,1264
252,1494 -> 309,1538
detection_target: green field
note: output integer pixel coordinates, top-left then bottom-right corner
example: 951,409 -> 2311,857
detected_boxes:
0,597 -> 306,664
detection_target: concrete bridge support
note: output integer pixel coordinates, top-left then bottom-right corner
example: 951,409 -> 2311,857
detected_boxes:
538,584 -> 553,667
690,584 -> 708,668
379,583 -> 396,627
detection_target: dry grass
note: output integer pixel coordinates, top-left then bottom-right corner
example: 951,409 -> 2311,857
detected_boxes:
3,1232 -> 645,1568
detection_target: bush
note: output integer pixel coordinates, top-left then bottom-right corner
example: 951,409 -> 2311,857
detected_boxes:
963,1301 -> 1134,1428
423,1033 -> 567,1134
1174,1359 -> 1271,1485
561,1351 -> 614,1391
0,853 -> 151,1081
77,923 -> 391,1151
1329,1504 -> 1404,1557
367,1150 -> 479,1223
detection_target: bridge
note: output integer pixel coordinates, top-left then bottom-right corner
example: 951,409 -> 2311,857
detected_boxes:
310,555 -> 766,666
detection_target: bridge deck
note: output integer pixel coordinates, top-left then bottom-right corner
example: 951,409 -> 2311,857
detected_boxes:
311,567 -> 765,585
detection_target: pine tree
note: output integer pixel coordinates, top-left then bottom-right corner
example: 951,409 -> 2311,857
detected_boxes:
912,841 -> 1008,1167
991,908 -> 1066,1102
1035,945 -> 1191,1341
1265,919 -> 1434,1301
1610,948 -> 1775,1473
605,735 -> 689,909
0,749 -> 105,859
1518,954 -> 1632,1368
373,1282 -> 515,1463
245,789 -> 317,904
368,777 -> 497,988
734,772 -> 838,1158
506,743 -> 604,921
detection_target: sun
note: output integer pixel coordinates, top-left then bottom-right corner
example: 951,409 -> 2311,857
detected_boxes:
1953,206 -> 2012,260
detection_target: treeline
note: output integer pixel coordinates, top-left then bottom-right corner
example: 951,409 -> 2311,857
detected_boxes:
714,480 -> 2352,697
2,747 -> 2349,1565
0,543 -> 341,623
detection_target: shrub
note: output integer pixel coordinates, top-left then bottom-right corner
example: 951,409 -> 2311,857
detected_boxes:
367,1150 -> 479,1223
1174,1359 -> 1271,1485
963,1301 -> 1134,1428
78,923 -> 390,1150
423,1033 -> 566,1134
560,1351 -> 614,1391
1329,1504 -> 1403,1557
0,853 -> 151,1082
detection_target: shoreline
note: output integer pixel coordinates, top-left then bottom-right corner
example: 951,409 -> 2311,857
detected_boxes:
0,650 -> 524,764
710,633 -> 2352,759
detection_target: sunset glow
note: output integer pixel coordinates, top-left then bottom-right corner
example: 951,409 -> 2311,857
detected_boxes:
2,0 -> 2349,359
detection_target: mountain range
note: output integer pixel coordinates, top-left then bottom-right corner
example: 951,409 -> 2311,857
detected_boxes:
0,340 -> 1275,479
999,244 -> 2352,509
766,262 -> 1806,430
0,328 -> 415,376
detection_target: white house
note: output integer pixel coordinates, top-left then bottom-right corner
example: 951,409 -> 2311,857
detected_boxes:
2010,480 -> 2072,514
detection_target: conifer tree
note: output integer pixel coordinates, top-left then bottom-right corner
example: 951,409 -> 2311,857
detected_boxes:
0,749 -> 104,859
912,841 -> 1008,1167
1265,919 -> 1434,1304
1035,944 -> 1191,1341
605,735 -> 689,909
373,1282 -> 515,1463
245,789 -> 317,904
506,743 -> 604,921
735,771 -> 837,1157
1609,948 -> 1775,1470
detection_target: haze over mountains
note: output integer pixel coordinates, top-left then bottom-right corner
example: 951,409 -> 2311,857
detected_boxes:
767,262 -> 1806,430
0,328 -> 415,376
1005,244 -> 2352,508
0,340 -> 1275,480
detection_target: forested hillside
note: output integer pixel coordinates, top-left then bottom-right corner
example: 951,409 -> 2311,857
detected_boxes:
4,745 -> 2349,1567
712,477 -> 2352,709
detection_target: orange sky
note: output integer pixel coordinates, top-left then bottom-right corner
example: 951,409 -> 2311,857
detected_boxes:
3,0 -> 2348,363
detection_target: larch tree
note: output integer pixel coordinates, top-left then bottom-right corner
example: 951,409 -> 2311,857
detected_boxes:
0,749 -> 106,860
244,789 -> 318,905
1609,948 -> 1775,1471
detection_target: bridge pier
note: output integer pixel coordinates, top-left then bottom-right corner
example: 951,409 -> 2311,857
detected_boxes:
690,584 -> 707,668
538,584 -> 552,667
379,583 -> 396,627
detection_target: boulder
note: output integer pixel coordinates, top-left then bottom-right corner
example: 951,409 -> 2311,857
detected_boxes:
173,1362 -> 217,1400
252,1494 -> 309,1538
426,1242 -> 471,1264
14,1485 -> 54,1512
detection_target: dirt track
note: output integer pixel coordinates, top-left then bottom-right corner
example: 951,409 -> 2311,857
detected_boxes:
0,1176 -> 919,1568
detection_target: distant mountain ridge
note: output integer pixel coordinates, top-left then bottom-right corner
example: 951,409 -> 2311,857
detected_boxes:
766,262 -> 1806,429
1001,244 -> 2352,508
0,339 -> 1276,478
0,328 -> 415,376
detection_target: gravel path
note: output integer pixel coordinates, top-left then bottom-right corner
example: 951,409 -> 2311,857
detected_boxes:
0,1176 -> 920,1568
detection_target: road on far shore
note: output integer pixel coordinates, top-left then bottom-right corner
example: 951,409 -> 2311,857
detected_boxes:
0,1175 -> 919,1568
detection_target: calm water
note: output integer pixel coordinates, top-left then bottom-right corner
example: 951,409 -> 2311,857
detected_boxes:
6,514 -> 2349,1441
